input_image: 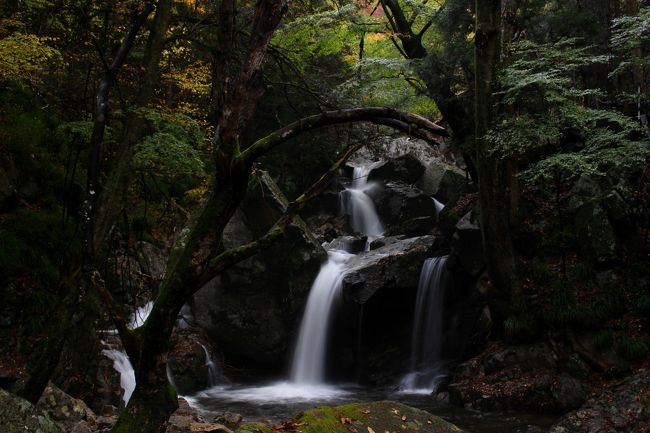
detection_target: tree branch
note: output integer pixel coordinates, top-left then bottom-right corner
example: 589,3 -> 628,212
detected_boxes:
238,107 -> 447,166
90,271 -> 138,355
198,140 -> 366,288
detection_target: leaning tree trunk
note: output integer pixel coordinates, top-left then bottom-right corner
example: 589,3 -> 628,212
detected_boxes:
475,0 -> 522,317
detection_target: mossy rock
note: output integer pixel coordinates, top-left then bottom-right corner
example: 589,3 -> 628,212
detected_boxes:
294,401 -> 464,433
236,422 -> 274,433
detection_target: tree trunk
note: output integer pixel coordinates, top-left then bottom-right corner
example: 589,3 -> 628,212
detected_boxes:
475,0 -> 522,314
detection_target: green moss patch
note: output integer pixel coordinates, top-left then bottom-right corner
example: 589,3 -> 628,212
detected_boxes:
294,401 -> 464,433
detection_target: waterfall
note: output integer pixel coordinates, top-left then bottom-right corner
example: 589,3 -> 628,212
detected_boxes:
432,198 -> 445,217
200,343 -> 221,387
339,165 -> 384,242
128,301 -> 153,329
290,250 -> 353,384
290,162 -> 384,386
102,349 -> 136,406
400,256 -> 448,393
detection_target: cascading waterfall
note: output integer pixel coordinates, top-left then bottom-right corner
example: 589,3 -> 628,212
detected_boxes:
400,256 -> 448,393
102,302 -> 154,406
102,348 -> 136,406
290,162 -> 384,386
290,250 -> 353,384
339,165 -> 384,244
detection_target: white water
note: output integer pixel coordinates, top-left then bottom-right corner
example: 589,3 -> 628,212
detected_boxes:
102,349 -> 136,405
128,301 -> 153,329
290,250 -> 353,384
433,197 -> 445,216
196,382 -> 348,404
339,165 -> 384,241
200,343 -> 221,387
101,301 -> 152,406
399,256 -> 448,393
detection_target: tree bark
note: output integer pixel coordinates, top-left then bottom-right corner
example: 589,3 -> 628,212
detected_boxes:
475,0 -> 522,315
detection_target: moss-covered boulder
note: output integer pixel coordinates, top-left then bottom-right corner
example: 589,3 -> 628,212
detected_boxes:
0,388 -> 62,433
291,401 -> 464,433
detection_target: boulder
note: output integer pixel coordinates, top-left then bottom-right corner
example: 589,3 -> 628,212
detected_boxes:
342,235 -> 436,304
36,382 -> 96,432
367,153 -> 426,184
446,343 -> 588,413
375,181 -> 436,236
417,160 -> 467,203
549,369 -> 650,433
294,401 -> 465,433
193,171 -> 326,369
167,398 -> 206,433
449,211 -> 484,277
0,388 -> 62,433
574,203 -> 617,264
169,326 -> 223,394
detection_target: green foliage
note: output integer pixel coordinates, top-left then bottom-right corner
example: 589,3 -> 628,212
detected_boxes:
486,38 -> 650,185
0,32 -> 64,88
132,108 -> 206,182
610,7 -> 650,54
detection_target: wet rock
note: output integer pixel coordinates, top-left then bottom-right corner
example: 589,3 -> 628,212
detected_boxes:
375,181 -> 436,236
417,160 -> 467,203
135,241 -> 167,282
295,400 -> 465,433
36,382 -> 96,431
167,398 -> 205,433
549,369 -> 650,433
190,422 -> 233,433
169,327 -> 222,394
193,171 -> 325,369
0,388 -> 62,433
214,412 -> 243,430
367,153 -> 426,184
341,235 -> 436,304
323,235 -> 368,254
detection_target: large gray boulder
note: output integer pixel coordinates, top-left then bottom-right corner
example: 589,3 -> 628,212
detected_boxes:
417,160 -> 467,203
0,388 -> 62,433
375,181 -> 437,236
367,153 -> 426,184
193,171 -> 325,369
342,235 -> 435,304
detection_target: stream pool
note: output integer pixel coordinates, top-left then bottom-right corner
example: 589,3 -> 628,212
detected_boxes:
186,382 -> 558,433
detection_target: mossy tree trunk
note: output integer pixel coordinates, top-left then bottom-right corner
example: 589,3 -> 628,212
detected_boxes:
474,0 -> 522,316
